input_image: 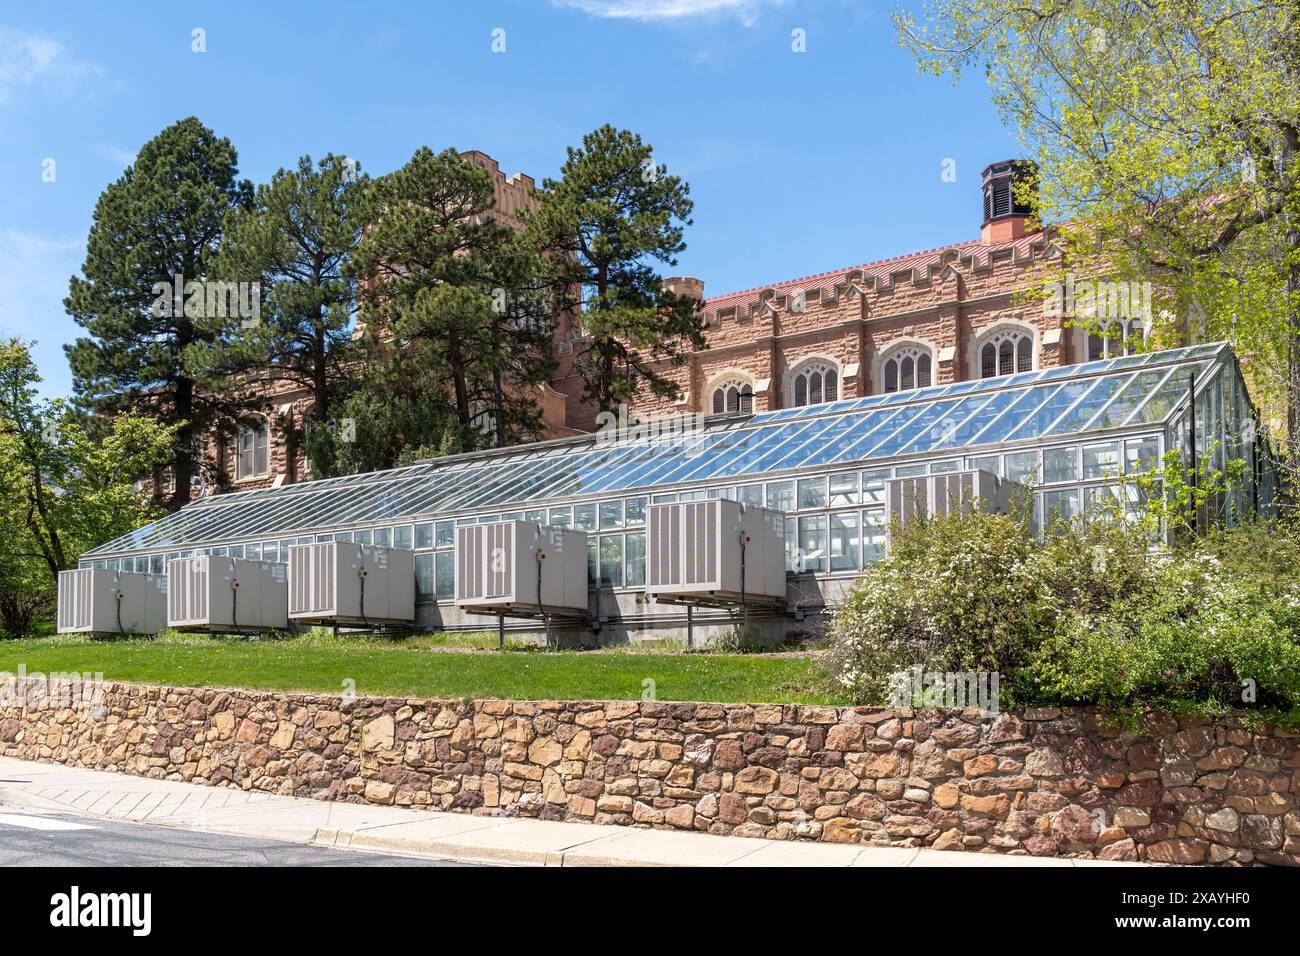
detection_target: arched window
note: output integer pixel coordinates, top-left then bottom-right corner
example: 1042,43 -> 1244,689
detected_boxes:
1087,318 -> 1145,361
980,329 -> 1033,378
236,420 -> 269,479
710,379 -> 753,414
881,346 -> 932,394
789,363 -> 838,408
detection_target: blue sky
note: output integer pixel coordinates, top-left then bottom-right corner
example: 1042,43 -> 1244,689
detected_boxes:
0,0 -> 1018,399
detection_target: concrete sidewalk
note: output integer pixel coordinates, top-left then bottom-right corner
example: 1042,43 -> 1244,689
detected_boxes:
0,756 -> 1139,867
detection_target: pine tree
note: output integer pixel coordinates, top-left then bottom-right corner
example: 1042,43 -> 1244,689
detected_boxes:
194,153 -> 372,479
526,124 -> 705,416
346,147 -> 554,468
64,117 -> 252,508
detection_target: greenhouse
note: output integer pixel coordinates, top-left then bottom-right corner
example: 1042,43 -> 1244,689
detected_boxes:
81,342 -> 1276,640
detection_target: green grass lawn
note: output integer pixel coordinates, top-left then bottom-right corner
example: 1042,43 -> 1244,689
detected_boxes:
0,632 -> 841,705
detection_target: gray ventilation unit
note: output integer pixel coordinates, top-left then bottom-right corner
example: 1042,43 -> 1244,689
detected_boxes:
167,556 -> 288,632
886,469 -> 1022,531
646,499 -> 785,603
57,568 -> 168,635
454,520 -> 587,615
287,542 -> 415,626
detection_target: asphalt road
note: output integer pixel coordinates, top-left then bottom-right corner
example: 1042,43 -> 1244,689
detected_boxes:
0,807 -> 468,867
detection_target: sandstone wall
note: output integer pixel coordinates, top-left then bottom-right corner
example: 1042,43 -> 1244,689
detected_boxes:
2,681 -> 1296,865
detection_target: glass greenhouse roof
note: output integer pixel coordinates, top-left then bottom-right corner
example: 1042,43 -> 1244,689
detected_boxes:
85,342 -> 1229,556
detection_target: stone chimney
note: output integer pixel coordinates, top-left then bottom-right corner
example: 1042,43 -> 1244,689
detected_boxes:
980,160 -> 1039,244
662,276 -> 705,304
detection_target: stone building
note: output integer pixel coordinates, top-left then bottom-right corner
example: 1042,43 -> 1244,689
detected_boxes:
195,158 -> 1145,497
614,160 -> 1144,423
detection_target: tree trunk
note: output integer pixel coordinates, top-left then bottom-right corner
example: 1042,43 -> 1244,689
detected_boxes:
173,374 -> 195,510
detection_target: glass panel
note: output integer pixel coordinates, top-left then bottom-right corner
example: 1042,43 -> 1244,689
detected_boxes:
966,455 -> 1000,474
435,551 -> 454,599
1005,451 -> 1040,486
599,500 -> 623,530
228,545 -> 244,558
525,509 -> 547,524
861,470 -> 889,506
374,527 -> 392,547
246,542 -> 262,560
766,481 -> 795,511
1043,372 -> 1135,435
394,525 -> 413,550
1043,446 -> 1079,483
262,542 -> 280,563
1082,442 -> 1121,480
625,532 -> 646,587
1042,489 -> 1081,524
1002,380 -> 1098,442
862,510 -> 887,562
415,523 -> 434,550
416,553 -> 435,601
797,477 -> 828,510
929,460 -> 960,473
1084,484 -> 1123,514
334,532 -> 352,543
624,497 -> 647,526
737,484 -> 764,507
354,529 -> 373,545
798,515 -> 827,572
1125,437 -> 1159,475
830,512 -> 859,571
599,535 -> 624,588
828,473 -> 859,506
149,554 -> 164,574
549,507 -> 573,528
894,463 -> 926,477
574,503 -> 597,532
586,539 -> 598,589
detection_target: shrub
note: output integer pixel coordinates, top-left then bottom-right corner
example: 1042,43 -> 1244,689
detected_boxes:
827,508 -> 1050,705
827,508 -> 1300,715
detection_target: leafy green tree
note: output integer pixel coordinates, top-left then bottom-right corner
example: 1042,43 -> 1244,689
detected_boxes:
895,0 -> 1300,480
0,339 -> 176,631
526,124 -> 706,415
64,117 -> 252,508
194,153 -> 372,480
347,147 -> 554,467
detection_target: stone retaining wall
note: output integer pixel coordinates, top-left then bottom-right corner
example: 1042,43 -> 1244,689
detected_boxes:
1,680 -> 1297,865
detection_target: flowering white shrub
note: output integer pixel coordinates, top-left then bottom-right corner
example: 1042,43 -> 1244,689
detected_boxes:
827,510 -> 1300,716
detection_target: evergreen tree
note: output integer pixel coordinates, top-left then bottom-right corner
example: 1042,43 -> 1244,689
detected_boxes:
64,117 -> 252,508
346,147 -> 554,468
526,124 -> 705,415
195,153 -> 372,479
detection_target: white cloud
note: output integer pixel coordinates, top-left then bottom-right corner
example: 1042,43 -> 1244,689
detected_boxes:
0,229 -> 84,399
552,0 -> 786,25
0,26 -> 101,104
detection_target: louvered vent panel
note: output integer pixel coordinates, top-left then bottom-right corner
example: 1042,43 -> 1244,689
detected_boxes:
57,570 -> 94,631
169,558 -> 209,623
289,544 -> 335,615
